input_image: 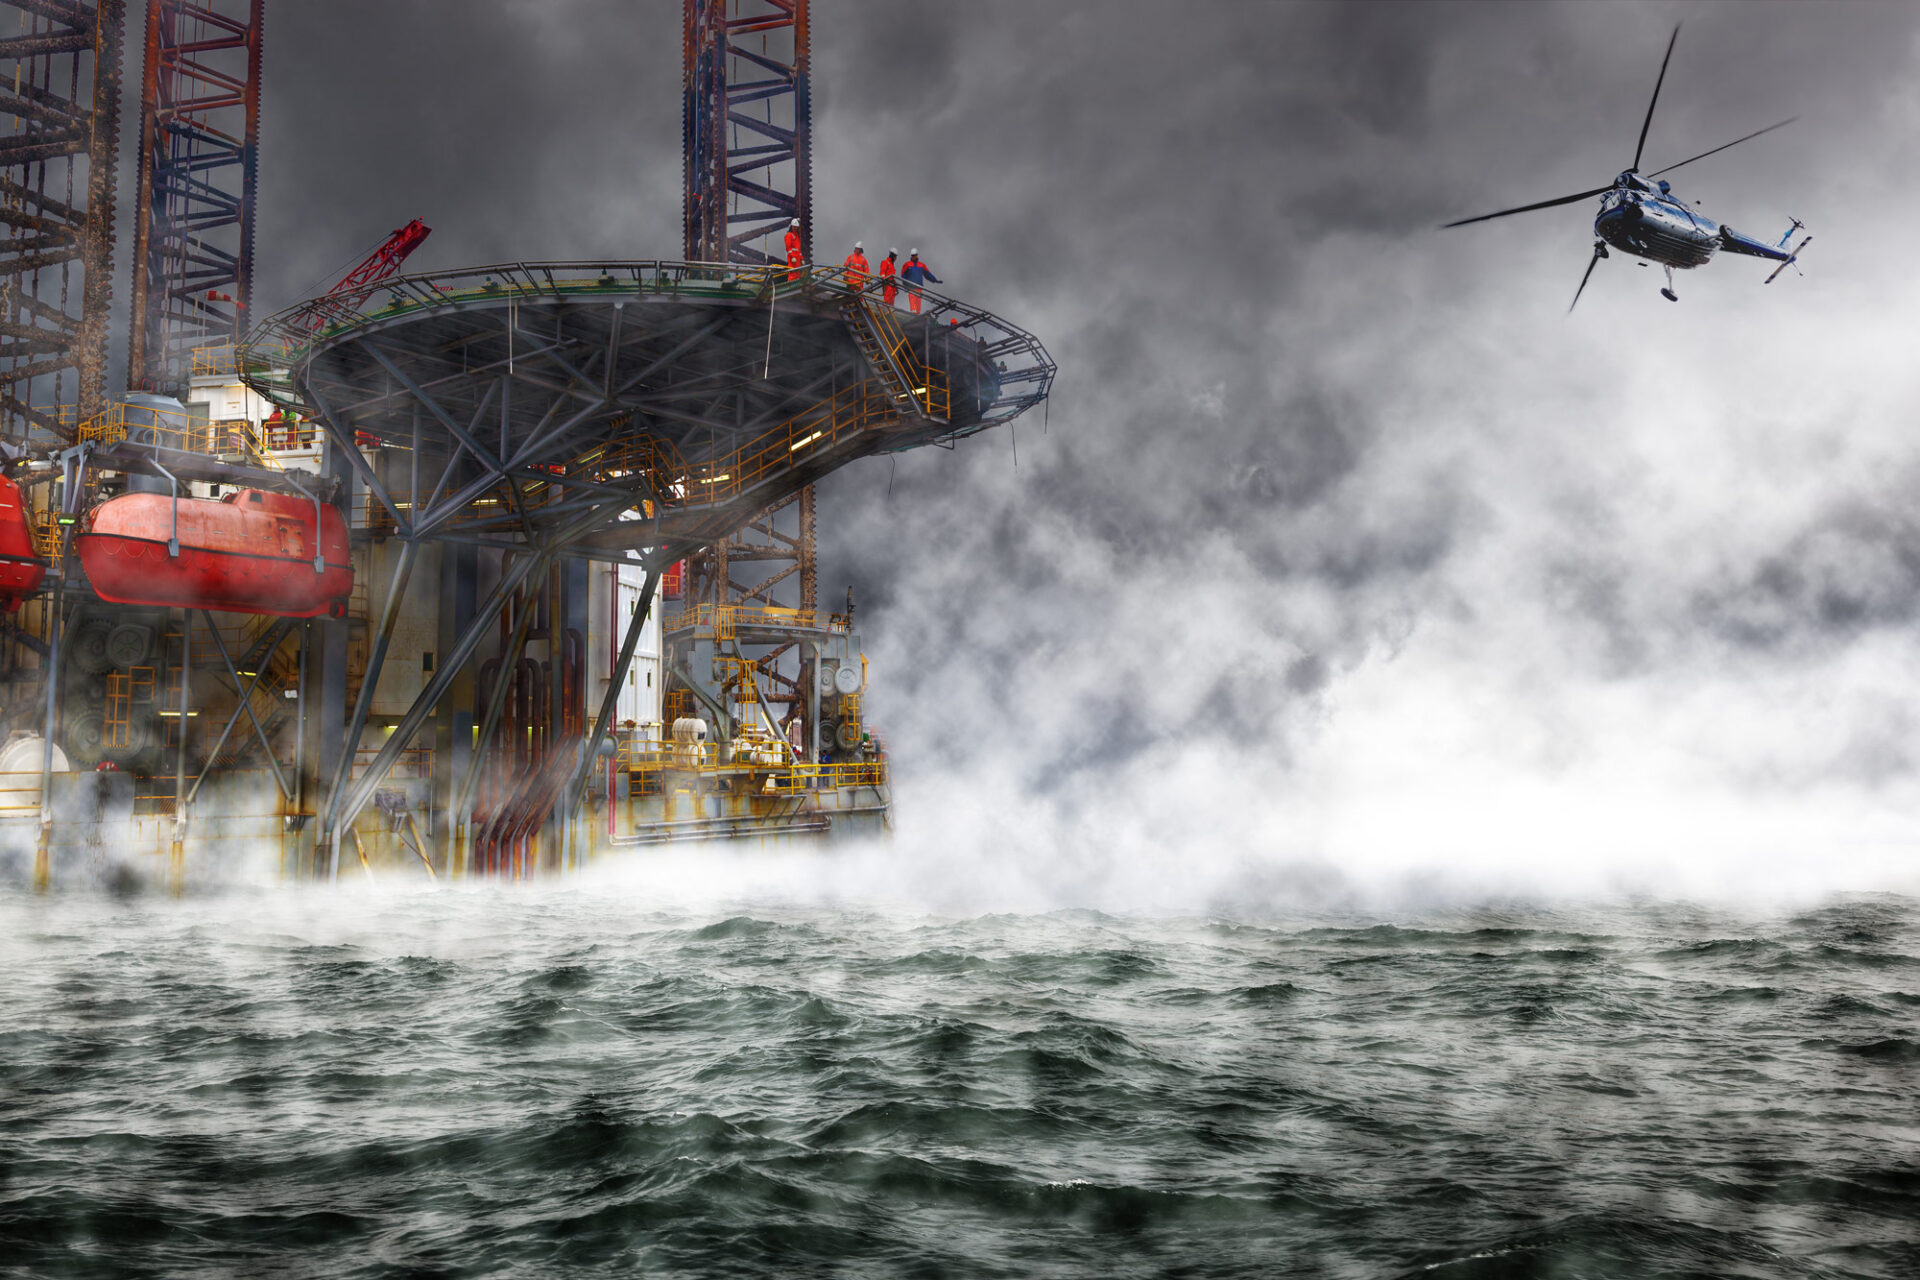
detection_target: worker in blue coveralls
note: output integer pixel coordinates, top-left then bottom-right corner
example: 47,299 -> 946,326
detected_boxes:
900,248 -> 940,314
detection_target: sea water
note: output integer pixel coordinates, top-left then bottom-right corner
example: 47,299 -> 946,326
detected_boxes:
1,884 -> 1916,1277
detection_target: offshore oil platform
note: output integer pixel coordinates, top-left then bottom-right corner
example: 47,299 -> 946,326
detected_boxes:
0,1 -> 1051,887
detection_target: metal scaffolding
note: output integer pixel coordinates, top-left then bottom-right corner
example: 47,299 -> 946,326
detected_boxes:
0,0 -> 126,442
684,0 -> 810,267
125,0 -> 262,394
683,0 -> 825,759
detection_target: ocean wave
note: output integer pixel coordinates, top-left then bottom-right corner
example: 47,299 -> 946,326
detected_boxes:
0,891 -> 1914,1278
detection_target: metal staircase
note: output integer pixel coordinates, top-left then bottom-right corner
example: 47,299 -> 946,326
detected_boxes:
842,298 -> 950,425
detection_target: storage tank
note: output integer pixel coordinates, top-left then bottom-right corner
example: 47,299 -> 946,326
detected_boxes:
75,487 -> 352,618
670,716 -> 709,768
0,731 -> 67,773
0,473 -> 46,611
121,394 -> 192,495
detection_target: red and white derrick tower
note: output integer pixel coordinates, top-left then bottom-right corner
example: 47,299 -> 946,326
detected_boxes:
683,0 -> 812,267
681,0 -> 821,726
125,0 -> 261,393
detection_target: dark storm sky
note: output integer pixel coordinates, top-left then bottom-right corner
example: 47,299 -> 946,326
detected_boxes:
231,1 -> 1920,901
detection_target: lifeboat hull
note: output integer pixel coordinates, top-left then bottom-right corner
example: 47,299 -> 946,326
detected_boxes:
0,474 -> 46,612
76,488 -> 352,618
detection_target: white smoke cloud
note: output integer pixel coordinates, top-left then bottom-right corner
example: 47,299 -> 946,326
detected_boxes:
810,8 -> 1920,912
223,1 -> 1920,912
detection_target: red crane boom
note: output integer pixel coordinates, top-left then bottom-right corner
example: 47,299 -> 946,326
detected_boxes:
299,219 -> 432,334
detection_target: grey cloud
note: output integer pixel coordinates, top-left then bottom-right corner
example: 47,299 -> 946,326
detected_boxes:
1692,500 -> 1920,654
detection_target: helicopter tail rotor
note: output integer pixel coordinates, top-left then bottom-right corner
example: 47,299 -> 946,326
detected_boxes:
1765,233 -> 1811,285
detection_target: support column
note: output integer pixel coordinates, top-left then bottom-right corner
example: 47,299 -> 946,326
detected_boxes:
304,611 -> 348,879
808,640 -> 820,763
169,610 -> 192,894
33,599 -> 67,894
286,618 -> 309,879
800,483 -> 817,614
433,541 -> 476,874
304,436 -> 354,879
556,555 -> 589,869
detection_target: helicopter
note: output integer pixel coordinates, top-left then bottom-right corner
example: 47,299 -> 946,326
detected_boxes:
1444,24 -> 1811,310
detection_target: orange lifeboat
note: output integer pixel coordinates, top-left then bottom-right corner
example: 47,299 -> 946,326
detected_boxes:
0,473 -> 46,611
75,487 -> 352,618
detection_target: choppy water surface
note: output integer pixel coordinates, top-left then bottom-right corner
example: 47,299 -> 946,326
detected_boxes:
2,886 -> 1917,1278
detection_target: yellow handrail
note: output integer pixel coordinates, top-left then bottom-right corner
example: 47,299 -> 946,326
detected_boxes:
766,761 -> 889,792
71,401 -> 290,472
857,299 -> 950,421
666,602 -> 842,636
612,736 -> 887,794
29,507 -> 61,567
191,344 -> 237,378
643,377 -> 900,509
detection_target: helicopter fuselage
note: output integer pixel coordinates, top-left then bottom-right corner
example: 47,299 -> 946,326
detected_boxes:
1441,25 -> 1806,309
1593,173 -> 1794,270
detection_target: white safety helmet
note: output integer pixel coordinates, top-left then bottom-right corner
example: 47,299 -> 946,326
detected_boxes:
888,247 -> 898,256
789,217 -> 800,227
854,240 -> 863,251
908,247 -> 918,257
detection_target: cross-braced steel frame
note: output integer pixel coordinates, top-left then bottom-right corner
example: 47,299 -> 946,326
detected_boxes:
125,0 -> 262,393
684,0 -> 810,267
684,0 -> 823,744
0,0 -> 125,442
238,258 -> 1052,875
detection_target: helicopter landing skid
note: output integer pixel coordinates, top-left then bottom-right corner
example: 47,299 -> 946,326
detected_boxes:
1660,264 -> 1679,302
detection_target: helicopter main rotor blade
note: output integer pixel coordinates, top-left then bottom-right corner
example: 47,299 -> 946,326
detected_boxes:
1441,185 -> 1612,229
1631,24 -> 1681,171
1647,117 -> 1798,178
1569,243 -> 1604,314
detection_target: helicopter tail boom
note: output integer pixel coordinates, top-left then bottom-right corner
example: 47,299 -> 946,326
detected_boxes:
1717,223 -> 1799,262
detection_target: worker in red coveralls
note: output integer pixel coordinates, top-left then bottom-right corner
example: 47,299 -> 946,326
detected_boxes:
784,217 -> 804,282
900,248 -> 940,314
878,248 -> 899,308
844,240 -> 870,291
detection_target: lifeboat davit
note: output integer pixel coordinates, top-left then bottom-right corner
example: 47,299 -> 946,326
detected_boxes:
75,487 -> 352,618
0,474 -> 46,611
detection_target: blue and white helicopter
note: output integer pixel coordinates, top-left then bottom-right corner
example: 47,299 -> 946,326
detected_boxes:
1444,25 -> 1811,310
